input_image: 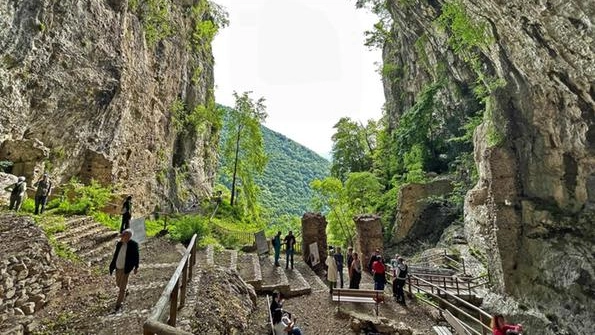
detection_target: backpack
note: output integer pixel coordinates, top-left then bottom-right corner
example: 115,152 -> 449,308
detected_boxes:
397,264 -> 408,279
11,182 -> 25,196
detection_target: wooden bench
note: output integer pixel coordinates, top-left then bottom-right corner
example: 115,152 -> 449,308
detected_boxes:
331,288 -> 384,316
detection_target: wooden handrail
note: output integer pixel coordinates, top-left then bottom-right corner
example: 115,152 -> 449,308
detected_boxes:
407,274 -> 492,335
143,234 -> 198,335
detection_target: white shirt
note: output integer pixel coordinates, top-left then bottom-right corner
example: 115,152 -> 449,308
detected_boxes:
116,243 -> 128,269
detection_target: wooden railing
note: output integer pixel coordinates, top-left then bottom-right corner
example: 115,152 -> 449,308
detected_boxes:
407,274 -> 492,335
406,272 -> 488,297
143,234 -> 198,335
410,250 -> 467,275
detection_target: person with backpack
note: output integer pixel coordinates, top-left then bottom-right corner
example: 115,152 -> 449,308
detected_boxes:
33,174 -> 52,214
5,176 -> 27,211
272,231 -> 282,266
120,195 -> 132,233
393,257 -> 408,306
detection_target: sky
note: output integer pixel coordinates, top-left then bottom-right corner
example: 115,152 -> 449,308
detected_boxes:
212,0 -> 385,158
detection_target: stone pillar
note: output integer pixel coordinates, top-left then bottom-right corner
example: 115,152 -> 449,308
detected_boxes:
301,212 -> 327,270
354,214 -> 383,272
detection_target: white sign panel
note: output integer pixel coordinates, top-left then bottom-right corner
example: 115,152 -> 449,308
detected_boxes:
309,242 -> 320,266
130,217 -> 146,243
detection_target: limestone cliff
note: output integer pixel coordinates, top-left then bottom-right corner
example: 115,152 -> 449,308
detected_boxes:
378,0 -> 594,333
0,0 -> 224,212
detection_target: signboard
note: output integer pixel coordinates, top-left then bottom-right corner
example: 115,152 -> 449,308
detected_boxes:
309,242 -> 320,266
130,217 -> 146,243
255,230 -> 268,255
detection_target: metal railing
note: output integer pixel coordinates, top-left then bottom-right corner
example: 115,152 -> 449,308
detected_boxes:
407,274 -> 492,335
143,234 -> 198,335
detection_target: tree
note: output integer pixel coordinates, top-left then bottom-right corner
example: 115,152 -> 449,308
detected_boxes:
220,92 -> 268,218
344,171 -> 382,213
330,117 -> 376,181
310,177 -> 355,247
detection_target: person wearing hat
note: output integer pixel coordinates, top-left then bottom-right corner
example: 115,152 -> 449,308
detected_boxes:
33,174 -> 52,214
5,176 -> 27,211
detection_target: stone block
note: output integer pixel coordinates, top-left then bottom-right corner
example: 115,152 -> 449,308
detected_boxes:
21,302 -> 35,315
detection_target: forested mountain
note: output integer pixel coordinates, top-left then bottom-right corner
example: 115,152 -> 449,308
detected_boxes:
258,126 -> 330,218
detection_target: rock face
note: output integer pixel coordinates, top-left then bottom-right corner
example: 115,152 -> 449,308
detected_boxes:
0,0 -> 222,213
391,179 -> 456,254
301,212 -> 328,270
380,0 -> 594,333
0,214 -> 62,332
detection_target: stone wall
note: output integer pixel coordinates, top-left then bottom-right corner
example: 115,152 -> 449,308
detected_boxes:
354,214 -> 383,272
301,212 -> 327,270
0,215 -> 64,333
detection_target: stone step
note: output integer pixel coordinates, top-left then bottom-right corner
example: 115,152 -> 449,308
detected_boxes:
53,219 -> 102,240
293,258 -> 328,293
68,230 -> 119,253
282,264 -> 311,297
79,238 -> 117,264
257,254 -> 289,295
237,253 -> 262,290
56,224 -> 113,245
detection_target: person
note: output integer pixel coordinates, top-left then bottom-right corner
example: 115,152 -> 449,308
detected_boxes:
346,246 -> 354,279
390,253 -> 400,269
33,174 -> 52,215
272,231 -> 282,266
109,229 -> 139,311
333,246 -> 344,288
491,314 -> 522,335
120,195 -> 132,233
349,252 -> 362,289
272,308 -> 302,335
283,231 -> 296,270
5,176 -> 26,211
371,255 -> 386,291
392,257 -> 408,305
325,250 -> 338,294
368,248 -> 380,273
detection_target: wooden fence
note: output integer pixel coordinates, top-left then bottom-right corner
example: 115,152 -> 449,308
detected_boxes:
143,234 -> 197,335
407,274 -> 492,335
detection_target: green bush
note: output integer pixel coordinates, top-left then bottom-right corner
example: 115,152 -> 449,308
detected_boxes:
169,215 -> 209,244
20,198 -> 36,213
92,212 -> 121,231
53,179 -> 112,216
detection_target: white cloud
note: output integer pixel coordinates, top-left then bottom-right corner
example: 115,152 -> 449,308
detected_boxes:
213,0 -> 385,156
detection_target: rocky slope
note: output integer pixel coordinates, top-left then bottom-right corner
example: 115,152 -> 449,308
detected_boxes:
0,0 -> 224,212
379,0 -> 594,333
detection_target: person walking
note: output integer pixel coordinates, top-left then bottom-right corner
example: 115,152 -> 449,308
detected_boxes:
349,252 -> 362,289
392,257 -> 408,306
109,229 -> 139,312
272,231 -> 282,266
120,195 -> 132,233
283,231 -> 296,270
5,176 -> 26,211
325,250 -> 338,294
33,174 -> 52,215
334,247 -> 345,288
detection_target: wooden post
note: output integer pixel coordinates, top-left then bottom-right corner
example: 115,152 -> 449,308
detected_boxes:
462,258 -> 466,275
407,276 -> 412,295
189,242 -> 196,280
480,313 -> 486,335
455,278 -> 460,295
443,276 -> 447,292
168,280 -> 179,326
180,262 -> 188,308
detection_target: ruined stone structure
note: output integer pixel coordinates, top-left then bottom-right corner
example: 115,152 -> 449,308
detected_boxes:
353,214 -> 383,272
301,212 -> 327,269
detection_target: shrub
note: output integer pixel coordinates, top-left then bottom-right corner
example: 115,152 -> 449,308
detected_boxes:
53,179 -> 112,215
169,215 -> 209,244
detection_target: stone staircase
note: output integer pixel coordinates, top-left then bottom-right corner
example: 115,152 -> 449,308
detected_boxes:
53,216 -> 119,266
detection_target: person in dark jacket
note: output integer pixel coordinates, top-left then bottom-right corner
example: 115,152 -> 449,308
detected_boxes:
120,195 -> 132,233
33,174 -> 52,215
5,176 -> 26,211
334,247 -> 345,288
109,229 -> 139,311
392,257 -> 408,305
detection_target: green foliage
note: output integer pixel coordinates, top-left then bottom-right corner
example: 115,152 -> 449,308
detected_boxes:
144,218 -> 166,237
169,215 -> 210,244
142,0 -> 173,47
344,172 -> 382,213
128,0 -> 139,12
219,93 -> 268,219
356,0 -> 392,49
331,118 -> 377,182
310,177 -> 355,247
92,212 -> 121,232
53,179 -> 112,216
436,0 -> 492,54
20,198 -> 36,213
190,0 -> 228,52
49,237 -> 79,261
256,126 -> 330,219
